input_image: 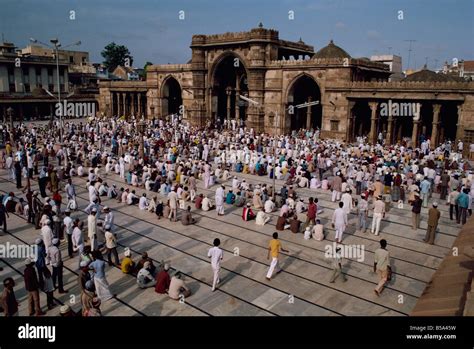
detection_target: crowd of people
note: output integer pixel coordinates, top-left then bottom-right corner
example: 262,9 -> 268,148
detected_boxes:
1,113 -> 473,316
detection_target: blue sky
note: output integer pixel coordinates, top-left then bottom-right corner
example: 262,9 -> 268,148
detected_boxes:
1,0 -> 473,70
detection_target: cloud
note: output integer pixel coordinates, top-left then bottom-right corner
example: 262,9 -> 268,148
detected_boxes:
335,21 -> 345,29
367,30 -> 381,40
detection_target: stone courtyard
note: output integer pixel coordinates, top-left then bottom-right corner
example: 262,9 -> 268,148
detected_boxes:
0,159 -> 463,316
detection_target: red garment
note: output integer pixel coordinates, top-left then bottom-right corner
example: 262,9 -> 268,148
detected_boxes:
155,270 -> 171,294
195,196 -> 203,209
307,203 -> 317,219
242,207 -> 255,221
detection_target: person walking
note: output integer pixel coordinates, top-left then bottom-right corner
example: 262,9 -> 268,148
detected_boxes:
374,239 -> 390,296
332,202 -> 348,243
105,228 -> 119,267
0,201 -> 9,233
215,184 -> 225,216
329,246 -> 347,283
266,232 -> 289,281
304,197 -> 316,229
371,195 -> 385,236
89,251 -> 114,302
357,193 -> 369,233
456,188 -> 470,225
207,238 -> 223,292
424,202 -> 440,244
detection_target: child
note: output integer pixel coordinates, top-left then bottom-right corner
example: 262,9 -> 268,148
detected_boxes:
155,200 -> 164,219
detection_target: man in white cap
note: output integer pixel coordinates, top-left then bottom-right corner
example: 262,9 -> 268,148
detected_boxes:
136,261 -> 156,289
48,238 -> 67,293
424,202 -> 441,245
41,219 -> 53,254
341,188 -> 353,216
102,206 -> 115,233
332,202 -> 347,243
88,209 -> 98,251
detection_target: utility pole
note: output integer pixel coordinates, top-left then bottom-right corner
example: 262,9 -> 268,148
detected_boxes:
404,39 -> 417,70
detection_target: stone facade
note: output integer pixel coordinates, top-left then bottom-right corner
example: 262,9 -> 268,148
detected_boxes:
98,26 -> 474,147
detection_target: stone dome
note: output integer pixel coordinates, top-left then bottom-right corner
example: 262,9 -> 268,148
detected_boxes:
403,66 -> 461,82
313,40 -> 351,59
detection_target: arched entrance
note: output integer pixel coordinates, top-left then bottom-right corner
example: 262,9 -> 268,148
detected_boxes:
352,101 -> 371,138
161,76 -> 183,116
211,53 -> 248,127
287,74 -> 322,131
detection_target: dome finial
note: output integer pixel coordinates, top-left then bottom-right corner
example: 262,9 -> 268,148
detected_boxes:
258,22 -> 263,28
330,39 -> 334,44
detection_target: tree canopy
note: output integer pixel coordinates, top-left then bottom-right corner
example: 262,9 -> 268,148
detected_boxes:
101,42 -> 134,72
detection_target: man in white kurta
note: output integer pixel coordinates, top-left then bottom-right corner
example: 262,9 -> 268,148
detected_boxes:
88,209 -> 98,251
331,202 -> 348,243
341,189 -> 353,215
207,238 -> 223,292
215,185 -> 225,216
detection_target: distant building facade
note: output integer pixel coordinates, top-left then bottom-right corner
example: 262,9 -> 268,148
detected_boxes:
0,42 -> 98,121
370,55 -> 404,81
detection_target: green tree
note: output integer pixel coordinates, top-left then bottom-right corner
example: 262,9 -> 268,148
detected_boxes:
140,61 -> 153,79
101,42 -> 134,72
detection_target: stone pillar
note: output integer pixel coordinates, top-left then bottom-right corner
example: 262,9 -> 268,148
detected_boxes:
397,123 -> 403,143
346,100 -> 355,142
431,104 -> 441,149
235,89 -> 240,122
122,93 -> 126,118
368,101 -> 378,144
226,87 -> 232,124
455,104 -> 464,145
137,93 -> 142,117
131,93 -> 136,116
306,96 -> 312,130
412,120 -> 420,148
386,115 -> 394,145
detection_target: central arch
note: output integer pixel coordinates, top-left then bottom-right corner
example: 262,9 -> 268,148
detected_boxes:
161,76 -> 183,116
210,52 -> 249,127
286,74 -> 322,131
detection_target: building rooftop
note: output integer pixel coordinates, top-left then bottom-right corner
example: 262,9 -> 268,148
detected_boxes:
313,40 -> 351,59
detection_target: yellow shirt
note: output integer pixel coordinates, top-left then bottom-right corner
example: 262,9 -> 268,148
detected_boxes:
121,257 -> 134,273
269,239 -> 281,258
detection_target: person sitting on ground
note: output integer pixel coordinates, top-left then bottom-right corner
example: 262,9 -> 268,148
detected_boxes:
155,263 -> 171,294
59,304 -> 78,317
181,206 -> 196,226
312,219 -> 325,241
127,190 -> 139,205
148,196 -> 157,213
168,272 -> 191,300
255,209 -> 270,226
242,203 -> 256,221
195,193 -> 204,209
138,193 -> 148,210
304,226 -> 312,240
225,190 -> 236,205
136,252 -> 156,276
121,248 -> 136,275
202,195 -> 214,211
295,198 -> 307,214
234,191 -> 246,207
264,198 -> 275,213
276,212 -> 290,231
155,200 -> 164,219
290,214 -> 301,234
137,261 -> 156,289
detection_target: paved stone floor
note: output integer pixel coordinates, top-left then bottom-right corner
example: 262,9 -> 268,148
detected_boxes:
0,164 -> 462,316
